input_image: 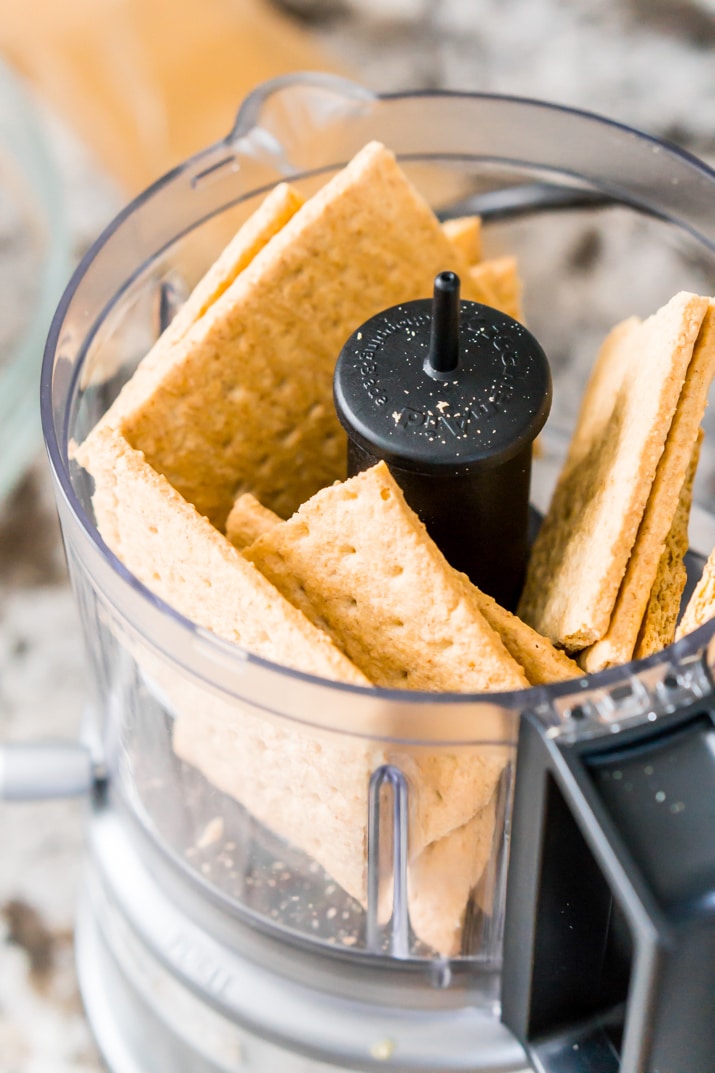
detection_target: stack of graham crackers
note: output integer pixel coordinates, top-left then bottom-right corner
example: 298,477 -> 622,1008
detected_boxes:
76,140 -> 715,955
518,293 -> 715,670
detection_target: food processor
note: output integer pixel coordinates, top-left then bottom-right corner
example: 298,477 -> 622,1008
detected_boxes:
2,74 -> 715,1073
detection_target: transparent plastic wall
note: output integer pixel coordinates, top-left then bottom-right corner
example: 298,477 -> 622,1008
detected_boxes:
43,79 -> 715,996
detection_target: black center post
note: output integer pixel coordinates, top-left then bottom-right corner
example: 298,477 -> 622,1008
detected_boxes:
333,273 -> 552,610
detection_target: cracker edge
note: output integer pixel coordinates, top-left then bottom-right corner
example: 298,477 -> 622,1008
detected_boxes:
580,300 -> 715,671
75,424 -> 370,686
518,293 -> 709,649
244,461 -> 529,693
634,430 -> 701,658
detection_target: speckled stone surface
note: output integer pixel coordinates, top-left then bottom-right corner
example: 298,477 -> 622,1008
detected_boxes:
1,2 -> 714,1069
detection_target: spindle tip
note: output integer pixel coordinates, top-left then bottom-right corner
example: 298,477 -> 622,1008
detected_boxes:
426,271 -> 461,377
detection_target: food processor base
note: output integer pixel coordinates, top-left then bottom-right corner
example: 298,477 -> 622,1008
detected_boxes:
75,803 -> 530,1073
76,898 -> 311,1073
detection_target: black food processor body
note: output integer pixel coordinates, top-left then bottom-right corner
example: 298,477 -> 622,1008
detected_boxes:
15,75 -> 715,1072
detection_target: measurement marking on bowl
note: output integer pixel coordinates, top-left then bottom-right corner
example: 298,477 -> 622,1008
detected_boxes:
168,933 -> 234,997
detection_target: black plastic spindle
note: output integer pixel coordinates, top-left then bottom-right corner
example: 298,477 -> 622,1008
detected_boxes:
333,273 -> 551,610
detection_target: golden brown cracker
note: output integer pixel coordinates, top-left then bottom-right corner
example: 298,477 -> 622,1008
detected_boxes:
244,461 -> 529,693
675,452 -> 715,642
518,292 -> 710,651
96,183 -> 304,432
76,425 -> 368,685
225,476 -> 575,685
80,430 -> 506,909
225,471 -> 515,920
172,696 -> 376,920
100,142 -> 491,527
676,544 -> 715,640
159,183 -> 305,349
107,142 -> 489,527
469,255 -> 523,322
225,492 -> 281,550
581,305 -> 715,670
398,793 -> 497,956
634,431 -> 701,658
472,590 -> 581,684
173,694 -> 503,953
441,214 -> 482,264
636,545 -> 687,657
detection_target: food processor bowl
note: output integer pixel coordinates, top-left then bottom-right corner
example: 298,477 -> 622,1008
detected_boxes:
37,75 -> 715,1072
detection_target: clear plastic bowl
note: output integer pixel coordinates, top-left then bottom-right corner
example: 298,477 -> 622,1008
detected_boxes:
41,75 -> 715,1014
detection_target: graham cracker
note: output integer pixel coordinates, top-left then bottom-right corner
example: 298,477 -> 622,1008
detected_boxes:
581,303 -> 715,671
96,182 -> 304,432
84,141 -> 518,528
441,214 -> 482,264
78,428 -> 508,942
240,460 -> 518,900
244,460 -> 529,693
172,693 -> 505,954
518,292 -> 710,650
441,216 -> 523,322
676,544 -> 715,640
172,693 -> 380,927
225,492 -> 282,550
233,467 -> 570,685
75,425 -> 368,685
472,590 -> 581,684
157,184 -> 305,349
634,431 -> 701,659
397,791 -> 497,956
469,255 -> 524,322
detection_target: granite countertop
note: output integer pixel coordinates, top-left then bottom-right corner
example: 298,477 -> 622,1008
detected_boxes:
1,1 -> 714,1069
